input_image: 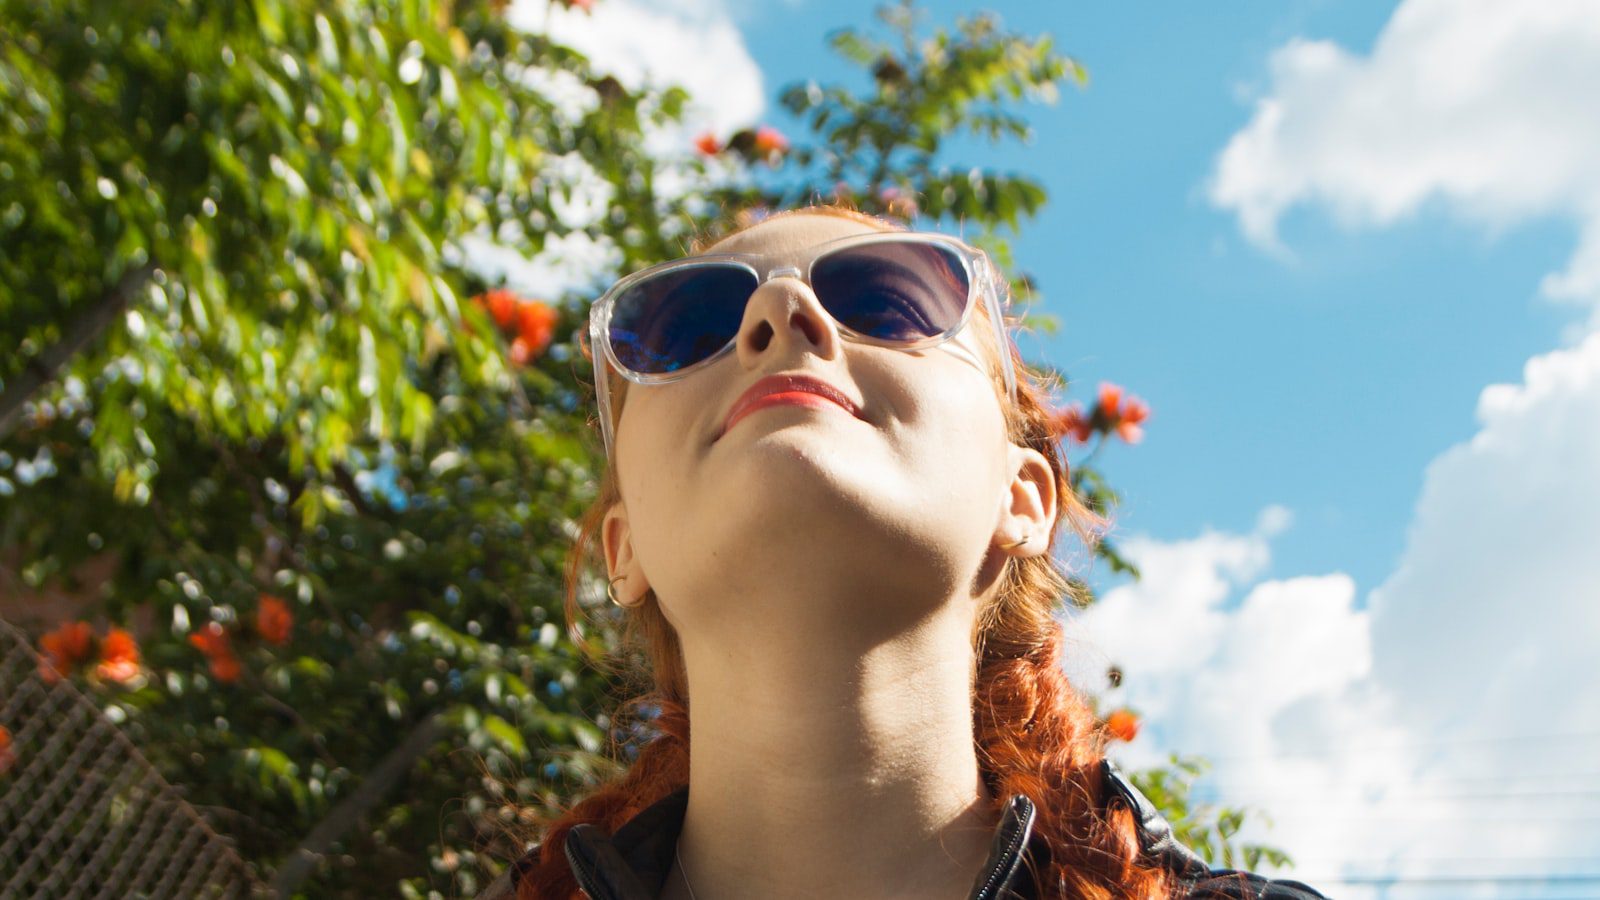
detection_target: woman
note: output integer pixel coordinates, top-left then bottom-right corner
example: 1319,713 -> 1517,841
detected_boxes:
486,206 -> 1326,899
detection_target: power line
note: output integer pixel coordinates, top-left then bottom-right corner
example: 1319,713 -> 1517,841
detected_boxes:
1191,786 -> 1600,806
1195,768 -> 1600,790
1240,811 -> 1600,823
1290,872 -> 1600,887
1143,728 -> 1600,765
1286,857 -> 1600,867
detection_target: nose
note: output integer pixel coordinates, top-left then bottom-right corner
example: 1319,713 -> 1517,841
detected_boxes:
734,274 -> 842,368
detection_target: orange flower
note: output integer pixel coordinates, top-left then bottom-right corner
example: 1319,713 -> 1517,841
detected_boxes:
693,131 -> 722,156
515,300 -> 558,363
753,125 -> 789,156
256,593 -> 294,646
1050,402 -> 1094,444
1095,382 -> 1151,445
188,623 -> 242,684
95,628 -> 142,684
1116,396 -> 1149,444
187,622 -> 227,656
1105,709 -> 1141,742
38,620 -> 93,682
208,651 -> 242,684
473,288 -> 519,330
1097,382 -> 1123,417
0,725 -> 14,775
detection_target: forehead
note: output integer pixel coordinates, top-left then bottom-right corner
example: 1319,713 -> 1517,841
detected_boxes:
700,213 -> 894,265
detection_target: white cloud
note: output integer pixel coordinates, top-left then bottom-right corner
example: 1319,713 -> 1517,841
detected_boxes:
1113,5 -> 1600,892
1207,0 -> 1600,319
508,0 -> 765,138
1062,511 -> 1405,879
459,229 -> 622,301
1070,337 -> 1600,896
1367,328 -> 1600,740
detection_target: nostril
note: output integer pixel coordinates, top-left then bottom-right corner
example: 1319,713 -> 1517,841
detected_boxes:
748,320 -> 773,353
791,310 -> 824,346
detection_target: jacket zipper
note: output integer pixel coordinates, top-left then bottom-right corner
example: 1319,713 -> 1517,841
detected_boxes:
564,835 -> 610,900
970,806 -> 1030,900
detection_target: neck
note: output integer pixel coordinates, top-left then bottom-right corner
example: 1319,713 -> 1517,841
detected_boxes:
671,600 -> 998,900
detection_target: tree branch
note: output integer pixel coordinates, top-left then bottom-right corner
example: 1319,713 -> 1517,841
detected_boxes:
0,262 -> 156,441
268,712 -> 448,897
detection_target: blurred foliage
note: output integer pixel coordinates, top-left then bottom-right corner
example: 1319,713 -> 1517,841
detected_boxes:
1130,754 -> 1295,874
0,0 -> 1281,894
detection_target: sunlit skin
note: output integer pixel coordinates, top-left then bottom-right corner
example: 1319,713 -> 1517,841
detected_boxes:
600,212 -> 1058,899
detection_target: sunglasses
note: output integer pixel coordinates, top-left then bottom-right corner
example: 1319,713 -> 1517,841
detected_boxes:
584,231 -> 1017,460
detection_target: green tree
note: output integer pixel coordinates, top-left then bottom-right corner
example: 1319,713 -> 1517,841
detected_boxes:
0,0 -> 1285,895
2,0 -> 675,894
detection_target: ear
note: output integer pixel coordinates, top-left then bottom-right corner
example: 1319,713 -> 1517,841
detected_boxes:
994,443 -> 1057,558
601,504 -> 652,608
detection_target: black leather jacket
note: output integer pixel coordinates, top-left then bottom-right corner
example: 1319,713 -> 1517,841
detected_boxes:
480,760 -> 1327,899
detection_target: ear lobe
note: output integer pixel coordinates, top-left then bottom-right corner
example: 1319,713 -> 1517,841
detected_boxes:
601,505 -> 651,607
996,444 -> 1057,556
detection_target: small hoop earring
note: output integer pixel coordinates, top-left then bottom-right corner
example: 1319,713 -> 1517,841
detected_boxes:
606,575 -> 633,608
999,535 -> 1031,550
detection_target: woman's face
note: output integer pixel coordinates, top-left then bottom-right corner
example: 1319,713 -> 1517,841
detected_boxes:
602,213 -> 1048,645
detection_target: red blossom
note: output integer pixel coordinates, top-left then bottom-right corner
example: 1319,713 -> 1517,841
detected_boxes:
208,651 -> 242,684
1050,402 -> 1094,444
188,623 -> 242,684
1105,709 -> 1141,742
475,288 -> 519,330
1093,382 -> 1151,445
1116,395 -> 1150,444
693,131 -> 722,156
256,593 -> 294,647
753,125 -> 789,156
38,620 -> 93,683
0,725 -> 14,775
514,300 -> 558,364
1097,382 -> 1123,417
95,628 -> 142,684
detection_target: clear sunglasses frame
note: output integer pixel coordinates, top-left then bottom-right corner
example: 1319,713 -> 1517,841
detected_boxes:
584,231 -> 1018,462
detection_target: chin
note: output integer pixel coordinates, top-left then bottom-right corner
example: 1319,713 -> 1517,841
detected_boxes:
717,428 -> 886,495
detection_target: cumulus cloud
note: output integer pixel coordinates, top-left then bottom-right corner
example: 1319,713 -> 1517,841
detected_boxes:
1069,351 -> 1600,889
1062,510 -> 1414,888
1207,0 -> 1600,319
1368,328 -> 1600,743
1099,7 -> 1600,889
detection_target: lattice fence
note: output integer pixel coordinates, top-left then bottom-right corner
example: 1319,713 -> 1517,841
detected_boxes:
0,615 -> 261,898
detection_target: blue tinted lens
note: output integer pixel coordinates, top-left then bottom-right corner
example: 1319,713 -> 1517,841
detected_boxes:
810,241 -> 969,342
608,265 -> 758,375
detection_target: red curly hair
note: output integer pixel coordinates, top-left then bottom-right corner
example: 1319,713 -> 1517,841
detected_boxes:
516,205 -> 1178,898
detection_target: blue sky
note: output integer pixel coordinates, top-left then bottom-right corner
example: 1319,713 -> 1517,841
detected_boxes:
515,0 -> 1600,894
733,0 -> 1579,602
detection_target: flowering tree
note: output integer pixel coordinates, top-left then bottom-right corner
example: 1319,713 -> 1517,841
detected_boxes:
0,0 -> 1284,893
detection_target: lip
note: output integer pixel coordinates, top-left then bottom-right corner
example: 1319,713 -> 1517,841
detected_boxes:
717,373 -> 862,440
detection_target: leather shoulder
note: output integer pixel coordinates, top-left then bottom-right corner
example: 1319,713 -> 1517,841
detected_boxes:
1098,759 -> 1212,880
1181,869 -> 1329,899
1098,760 -> 1328,900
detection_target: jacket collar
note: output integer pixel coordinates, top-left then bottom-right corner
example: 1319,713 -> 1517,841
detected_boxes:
488,759 -> 1211,900
563,787 -> 1039,900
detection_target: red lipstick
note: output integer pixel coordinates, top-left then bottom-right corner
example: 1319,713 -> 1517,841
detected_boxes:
719,374 -> 860,439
